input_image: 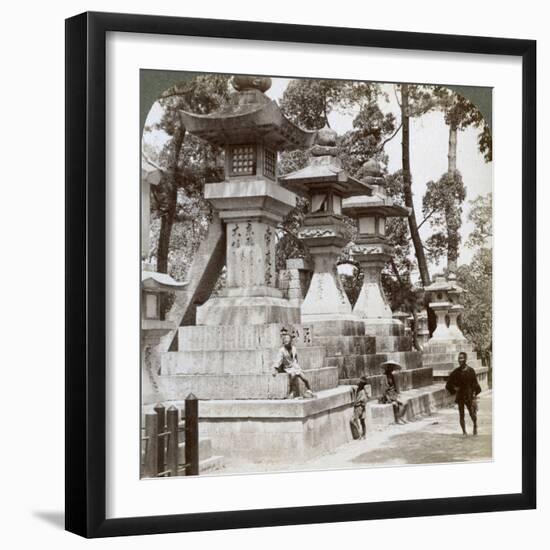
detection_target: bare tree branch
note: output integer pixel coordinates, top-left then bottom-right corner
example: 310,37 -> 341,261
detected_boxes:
417,208 -> 437,231
377,122 -> 403,152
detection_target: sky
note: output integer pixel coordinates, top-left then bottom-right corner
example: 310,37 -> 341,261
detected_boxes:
143,77 -> 492,276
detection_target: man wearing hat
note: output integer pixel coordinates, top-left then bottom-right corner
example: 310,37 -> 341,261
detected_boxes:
379,361 -> 409,424
272,328 -> 315,399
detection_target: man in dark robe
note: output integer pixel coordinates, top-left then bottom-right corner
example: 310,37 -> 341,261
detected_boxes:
446,352 -> 482,435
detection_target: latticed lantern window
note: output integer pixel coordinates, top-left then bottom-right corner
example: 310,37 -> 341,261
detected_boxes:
230,144 -> 256,176
263,148 -> 276,180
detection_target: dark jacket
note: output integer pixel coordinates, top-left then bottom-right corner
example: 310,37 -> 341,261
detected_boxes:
446,365 -> 482,403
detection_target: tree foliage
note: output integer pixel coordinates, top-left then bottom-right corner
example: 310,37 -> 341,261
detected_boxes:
422,171 -> 467,268
466,193 -> 492,248
456,248 -> 492,360
142,75 -> 230,278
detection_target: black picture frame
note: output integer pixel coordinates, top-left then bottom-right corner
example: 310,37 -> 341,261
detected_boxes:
65,11 -> 536,538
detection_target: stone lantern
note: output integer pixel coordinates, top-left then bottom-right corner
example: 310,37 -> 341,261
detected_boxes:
280,126 -> 373,322
341,160 -> 410,331
141,271 -> 187,405
424,274 -> 466,342
180,76 -> 316,326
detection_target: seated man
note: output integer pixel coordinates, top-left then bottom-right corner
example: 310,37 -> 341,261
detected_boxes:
379,361 -> 409,424
272,328 -> 315,399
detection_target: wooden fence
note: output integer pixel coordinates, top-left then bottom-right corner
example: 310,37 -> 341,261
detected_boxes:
141,393 -> 199,478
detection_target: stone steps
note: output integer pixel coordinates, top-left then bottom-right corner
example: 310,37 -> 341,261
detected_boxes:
161,345 -> 326,376
340,366 -> 433,398
313,335 -> 376,357
177,323 -> 320,351
373,335 -> 412,353
328,350 -> 423,378
158,366 -> 339,400
368,383 -> 453,427
422,351 -> 481,365
423,341 -> 476,354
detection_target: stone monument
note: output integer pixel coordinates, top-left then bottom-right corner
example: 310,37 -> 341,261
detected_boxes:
280,126 -> 372,324
156,76 -> 355,463
422,274 -> 489,388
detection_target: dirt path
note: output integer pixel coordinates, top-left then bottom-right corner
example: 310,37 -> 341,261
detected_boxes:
221,391 -> 492,475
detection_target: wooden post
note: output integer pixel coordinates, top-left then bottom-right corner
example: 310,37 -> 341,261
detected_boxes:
154,403 -> 166,476
143,412 -> 158,478
185,393 -> 199,476
166,405 -> 179,476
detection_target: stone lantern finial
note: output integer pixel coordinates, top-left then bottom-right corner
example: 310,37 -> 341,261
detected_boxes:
231,75 -> 272,93
363,158 -> 382,177
311,125 -> 338,158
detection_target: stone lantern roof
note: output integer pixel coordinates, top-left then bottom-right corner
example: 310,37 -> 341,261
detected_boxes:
342,159 -> 410,218
341,193 -> 410,218
424,275 -> 464,295
179,75 -> 316,151
279,126 -> 373,197
141,271 -> 188,292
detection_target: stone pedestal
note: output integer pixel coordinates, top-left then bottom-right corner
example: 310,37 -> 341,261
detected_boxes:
448,304 -> 466,341
196,180 -> 301,326
353,248 -> 392,320
429,301 -> 454,341
299,221 -> 355,323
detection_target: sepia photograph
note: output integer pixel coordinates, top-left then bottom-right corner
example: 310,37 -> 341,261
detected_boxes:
140,71 -> 493,478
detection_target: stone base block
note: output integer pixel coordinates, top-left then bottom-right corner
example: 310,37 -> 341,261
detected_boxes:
368,383 -> 452,427
328,350 -> 423,379
373,335 -> 413,353
306,319 -> 366,337
158,366 -> 338,400
314,335 -> 376,357
340,366 -> 433,398
191,387 -> 355,463
161,345 -> 326,376
423,341 -> 476,354
364,319 -> 405,337
178,323 -> 317,352
196,296 -> 300,326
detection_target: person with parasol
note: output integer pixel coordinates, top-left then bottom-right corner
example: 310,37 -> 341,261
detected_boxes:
378,360 -> 409,424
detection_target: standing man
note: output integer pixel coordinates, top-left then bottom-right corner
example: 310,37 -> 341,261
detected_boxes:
272,328 -> 315,399
352,376 -> 369,439
446,352 -> 482,436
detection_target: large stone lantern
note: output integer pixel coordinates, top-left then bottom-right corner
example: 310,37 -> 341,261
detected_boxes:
280,127 -> 373,322
342,160 -> 410,331
180,76 -> 316,326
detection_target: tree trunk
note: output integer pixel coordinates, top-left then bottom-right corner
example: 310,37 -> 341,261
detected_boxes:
400,85 -> 431,286
156,185 -> 178,274
155,123 -> 186,274
390,258 -> 421,351
448,123 -> 457,173
446,123 -> 459,274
